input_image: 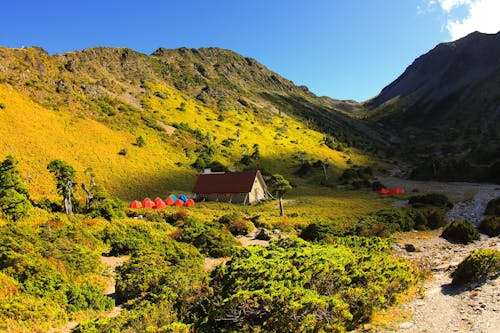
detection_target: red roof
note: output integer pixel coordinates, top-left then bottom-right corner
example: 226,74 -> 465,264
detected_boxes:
192,170 -> 263,194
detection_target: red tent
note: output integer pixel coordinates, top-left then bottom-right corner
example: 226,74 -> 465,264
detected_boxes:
173,199 -> 184,206
395,188 -> 405,194
379,188 -> 389,195
164,194 -> 177,205
153,197 -> 166,209
184,199 -> 195,207
142,197 -> 155,209
129,200 -> 142,209
387,189 -> 396,195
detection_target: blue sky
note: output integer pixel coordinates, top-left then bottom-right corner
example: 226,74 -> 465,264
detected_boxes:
0,0 -> 498,101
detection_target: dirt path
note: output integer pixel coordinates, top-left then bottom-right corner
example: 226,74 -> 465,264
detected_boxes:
49,255 -> 129,333
385,184 -> 500,333
392,234 -> 499,333
98,255 -> 129,319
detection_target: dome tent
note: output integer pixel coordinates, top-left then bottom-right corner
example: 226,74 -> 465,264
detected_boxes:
178,194 -> 188,202
184,199 -> 195,207
165,194 -> 177,205
173,199 -> 184,206
129,200 -> 142,209
142,198 -> 155,209
154,197 -> 166,209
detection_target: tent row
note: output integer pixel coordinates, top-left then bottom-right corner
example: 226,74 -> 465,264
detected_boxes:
379,188 -> 405,195
129,195 -> 195,209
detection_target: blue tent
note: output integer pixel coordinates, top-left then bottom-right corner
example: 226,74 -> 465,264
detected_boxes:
178,194 -> 188,202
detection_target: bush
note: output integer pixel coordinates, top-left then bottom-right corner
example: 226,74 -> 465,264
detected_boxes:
420,208 -> 448,230
485,197 -> 500,216
452,249 -> 500,285
299,221 -> 352,242
173,218 -> 239,257
228,218 -> 255,236
479,216 -> 499,237
441,220 -> 480,244
408,193 -> 453,210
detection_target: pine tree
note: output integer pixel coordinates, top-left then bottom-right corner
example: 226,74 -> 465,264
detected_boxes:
0,155 -> 32,221
47,160 -> 76,215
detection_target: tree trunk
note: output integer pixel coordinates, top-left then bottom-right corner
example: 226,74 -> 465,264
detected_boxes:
279,196 -> 285,217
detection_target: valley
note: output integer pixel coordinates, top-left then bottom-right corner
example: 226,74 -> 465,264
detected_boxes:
0,30 -> 499,332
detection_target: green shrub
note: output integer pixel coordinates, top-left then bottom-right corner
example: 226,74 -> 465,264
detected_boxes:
485,197 -> 500,216
420,208 -> 448,230
0,103 -> 5,109
479,216 -> 499,237
300,221 -> 352,242
441,220 -> 480,244
452,249 -> 500,285
201,237 -> 418,332
173,218 -> 239,257
408,193 -> 453,209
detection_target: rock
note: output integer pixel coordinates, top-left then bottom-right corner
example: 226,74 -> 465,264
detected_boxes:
255,228 -> 271,241
399,322 -> 414,329
405,244 -> 417,252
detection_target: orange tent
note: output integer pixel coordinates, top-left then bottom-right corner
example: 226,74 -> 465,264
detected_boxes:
164,194 -> 177,205
129,200 -> 142,209
173,199 -> 184,206
379,188 -> 389,195
184,199 -> 195,207
142,198 -> 155,209
154,197 -> 166,209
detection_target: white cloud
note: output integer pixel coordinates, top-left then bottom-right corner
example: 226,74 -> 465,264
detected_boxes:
438,0 -> 471,12
425,0 -> 500,40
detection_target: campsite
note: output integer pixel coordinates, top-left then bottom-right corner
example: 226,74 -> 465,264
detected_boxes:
0,3 -> 499,332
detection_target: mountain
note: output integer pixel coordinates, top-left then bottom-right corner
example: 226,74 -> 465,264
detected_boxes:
0,46 -> 381,201
365,31 -> 500,182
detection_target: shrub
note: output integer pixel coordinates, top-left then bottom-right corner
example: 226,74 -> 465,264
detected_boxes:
135,135 -> 145,147
420,208 -> 448,230
0,103 -> 5,109
408,193 -> 453,210
479,216 -> 499,237
173,218 -> 239,257
441,220 -> 480,244
228,218 -> 255,236
300,221 -> 352,242
452,249 -> 500,285
485,197 -> 500,216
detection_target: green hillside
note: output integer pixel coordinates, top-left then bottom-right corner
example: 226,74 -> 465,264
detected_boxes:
0,46 -> 382,201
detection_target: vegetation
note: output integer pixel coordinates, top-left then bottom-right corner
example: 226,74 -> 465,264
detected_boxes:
408,193 -> 453,210
452,249 -> 500,285
479,216 -> 499,237
485,197 -> 500,216
268,174 -> 292,216
441,220 -> 480,244
0,155 -> 32,220
200,237 -> 418,332
47,160 -> 77,214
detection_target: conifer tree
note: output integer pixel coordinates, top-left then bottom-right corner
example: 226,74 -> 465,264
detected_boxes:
0,155 -> 32,220
269,174 -> 292,217
47,160 -> 76,215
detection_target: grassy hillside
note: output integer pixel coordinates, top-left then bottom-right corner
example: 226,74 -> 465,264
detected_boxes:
0,77 -> 376,202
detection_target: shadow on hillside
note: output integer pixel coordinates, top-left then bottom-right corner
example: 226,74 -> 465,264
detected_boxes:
110,151 -> 343,202
111,169 -> 198,201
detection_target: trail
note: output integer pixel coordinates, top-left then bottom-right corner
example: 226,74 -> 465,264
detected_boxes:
385,186 -> 500,333
49,255 -> 129,333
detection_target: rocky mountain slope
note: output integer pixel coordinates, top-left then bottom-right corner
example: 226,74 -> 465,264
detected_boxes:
365,31 -> 500,182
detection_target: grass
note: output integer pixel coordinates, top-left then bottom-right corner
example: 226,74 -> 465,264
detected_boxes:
132,187 -> 388,230
0,82 -> 382,205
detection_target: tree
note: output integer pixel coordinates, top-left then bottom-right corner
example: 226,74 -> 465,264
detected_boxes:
135,135 -> 145,147
47,160 -> 76,215
269,174 -> 292,217
0,155 -> 32,220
